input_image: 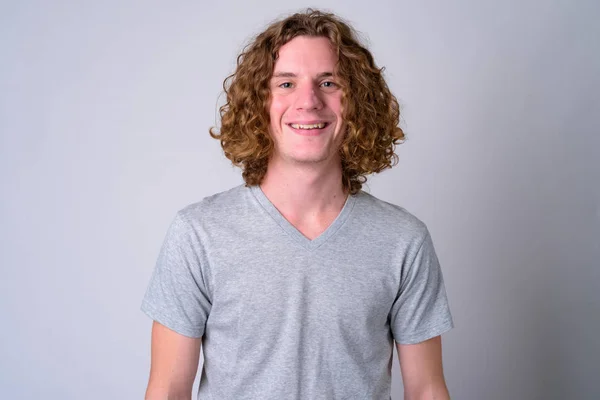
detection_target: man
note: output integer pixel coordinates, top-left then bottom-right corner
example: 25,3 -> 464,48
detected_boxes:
142,9 -> 453,400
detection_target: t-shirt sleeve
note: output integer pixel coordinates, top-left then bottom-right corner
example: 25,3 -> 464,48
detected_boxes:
141,212 -> 212,338
389,230 -> 454,344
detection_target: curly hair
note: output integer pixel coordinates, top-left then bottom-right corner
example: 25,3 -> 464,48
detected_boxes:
209,9 -> 405,194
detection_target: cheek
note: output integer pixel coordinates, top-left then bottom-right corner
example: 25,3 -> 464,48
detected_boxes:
326,95 -> 344,118
335,96 -> 344,116
269,96 -> 288,121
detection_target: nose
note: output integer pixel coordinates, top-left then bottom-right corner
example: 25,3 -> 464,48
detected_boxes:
295,82 -> 324,111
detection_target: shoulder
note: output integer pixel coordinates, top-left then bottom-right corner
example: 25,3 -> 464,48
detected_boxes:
353,190 -> 430,243
175,184 -> 251,227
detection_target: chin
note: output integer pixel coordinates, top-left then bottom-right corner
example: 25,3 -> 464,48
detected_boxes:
288,151 -> 334,164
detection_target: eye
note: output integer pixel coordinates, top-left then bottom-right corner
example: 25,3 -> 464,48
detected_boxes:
279,82 -> 293,88
321,81 -> 337,88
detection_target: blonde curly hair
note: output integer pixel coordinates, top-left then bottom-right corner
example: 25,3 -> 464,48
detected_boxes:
210,9 -> 405,194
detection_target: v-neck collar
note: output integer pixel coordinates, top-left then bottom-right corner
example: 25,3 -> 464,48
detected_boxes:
250,185 -> 358,251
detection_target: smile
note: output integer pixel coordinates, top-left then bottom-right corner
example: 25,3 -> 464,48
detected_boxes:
289,122 -> 328,130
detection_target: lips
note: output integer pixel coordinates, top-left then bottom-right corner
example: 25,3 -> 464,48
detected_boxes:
289,122 -> 327,130
286,122 -> 330,136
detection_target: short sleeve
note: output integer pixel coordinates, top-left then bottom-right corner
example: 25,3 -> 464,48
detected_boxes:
389,231 -> 454,344
141,212 -> 212,338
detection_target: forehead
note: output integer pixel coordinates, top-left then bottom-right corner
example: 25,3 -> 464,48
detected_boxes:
273,36 -> 338,73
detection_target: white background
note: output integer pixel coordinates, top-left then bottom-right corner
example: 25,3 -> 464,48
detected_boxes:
1,0 -> 598,399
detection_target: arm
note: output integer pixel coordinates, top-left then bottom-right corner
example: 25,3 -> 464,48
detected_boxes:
396,335 -> 450,400
145,321 -> 202,400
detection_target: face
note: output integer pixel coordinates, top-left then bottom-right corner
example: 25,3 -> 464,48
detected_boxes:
268,36 -> 345,166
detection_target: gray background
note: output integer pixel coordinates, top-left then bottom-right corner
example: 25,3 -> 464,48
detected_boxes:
1,0 -> 598,399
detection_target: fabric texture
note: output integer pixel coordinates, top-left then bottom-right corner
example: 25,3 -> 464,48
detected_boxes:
141,184 -> 453,400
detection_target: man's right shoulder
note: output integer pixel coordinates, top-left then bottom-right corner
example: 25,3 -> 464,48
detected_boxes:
174,184 -> 251,227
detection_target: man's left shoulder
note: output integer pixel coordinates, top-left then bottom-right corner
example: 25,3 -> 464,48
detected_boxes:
354,191 -> 429,240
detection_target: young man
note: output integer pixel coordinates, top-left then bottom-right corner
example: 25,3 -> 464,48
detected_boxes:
142,9 -> 453,400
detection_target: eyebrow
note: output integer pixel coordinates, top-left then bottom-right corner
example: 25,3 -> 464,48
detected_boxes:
272,72 -> 335,79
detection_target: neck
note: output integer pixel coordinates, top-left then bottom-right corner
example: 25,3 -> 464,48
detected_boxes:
259,157 -> 347,219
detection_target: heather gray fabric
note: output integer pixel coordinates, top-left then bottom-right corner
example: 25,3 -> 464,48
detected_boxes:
141,184 -> 453,400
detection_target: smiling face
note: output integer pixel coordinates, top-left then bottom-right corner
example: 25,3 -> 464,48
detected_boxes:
268,36 -> 346,167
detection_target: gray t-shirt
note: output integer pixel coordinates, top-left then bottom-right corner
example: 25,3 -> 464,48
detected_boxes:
141,184 -> 453,400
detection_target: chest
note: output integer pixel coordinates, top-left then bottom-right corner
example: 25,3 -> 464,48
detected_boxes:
204,234 -> 401,342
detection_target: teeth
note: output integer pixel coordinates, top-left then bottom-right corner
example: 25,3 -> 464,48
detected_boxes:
290,123 -> 326,130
